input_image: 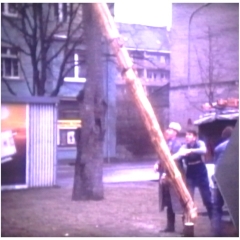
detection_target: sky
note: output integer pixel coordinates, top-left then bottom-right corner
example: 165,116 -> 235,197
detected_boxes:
114,2 -> 172,29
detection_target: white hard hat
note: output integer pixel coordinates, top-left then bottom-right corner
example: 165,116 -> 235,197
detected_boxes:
168,122 -> 181,132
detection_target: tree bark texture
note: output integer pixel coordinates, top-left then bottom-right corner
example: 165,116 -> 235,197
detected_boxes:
72,3 -> 105,201
91,3 -> 197,221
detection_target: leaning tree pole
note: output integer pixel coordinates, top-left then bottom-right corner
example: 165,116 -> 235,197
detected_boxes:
91,3 -> 197,224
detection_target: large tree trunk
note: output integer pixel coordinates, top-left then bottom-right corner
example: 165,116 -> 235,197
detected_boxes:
72,3 -> 105,201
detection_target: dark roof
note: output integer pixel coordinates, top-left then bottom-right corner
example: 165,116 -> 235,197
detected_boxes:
116,22 -> 170,52
1,96 -> 59,104
194,98 -> 239,125
194,109 -> 239,125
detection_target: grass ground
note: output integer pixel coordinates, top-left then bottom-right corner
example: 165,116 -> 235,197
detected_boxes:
1,181 -> 238,237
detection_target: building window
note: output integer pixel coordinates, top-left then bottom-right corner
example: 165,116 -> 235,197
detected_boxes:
160,70 -> 170,79
57,100 -> 81,147
64,50 -> 86,82
57,123 -> 81,147
58,128 -> 80,146
54,3 -> 72,22
1,46 -> 19,79
146,69 -> 170,81
147,69 -> 161,81
1,3 -> 19,17
129,50 -> 170,84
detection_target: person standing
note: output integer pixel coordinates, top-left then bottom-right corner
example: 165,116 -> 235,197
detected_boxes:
212,126 -> 233,237
172,129 -> 213,221
154,122 -> 184,232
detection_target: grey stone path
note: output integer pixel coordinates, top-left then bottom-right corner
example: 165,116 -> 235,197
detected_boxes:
56,160 -> 159,187
56,160 -> 215,187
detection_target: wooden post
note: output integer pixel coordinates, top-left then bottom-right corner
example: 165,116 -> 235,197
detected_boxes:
91,3 -> 197,222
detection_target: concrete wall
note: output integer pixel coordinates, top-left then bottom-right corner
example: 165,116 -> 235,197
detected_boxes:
170,3 -> 239,129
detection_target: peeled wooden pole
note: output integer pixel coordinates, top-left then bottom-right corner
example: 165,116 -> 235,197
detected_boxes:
91,3 -> 197,222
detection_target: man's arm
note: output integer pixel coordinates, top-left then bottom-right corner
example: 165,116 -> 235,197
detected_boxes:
172,144 -> 188,160
188,140 -> 207,155
172,140 -> 207,159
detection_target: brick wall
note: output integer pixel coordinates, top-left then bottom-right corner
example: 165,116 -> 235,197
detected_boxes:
170,3 -> 239,130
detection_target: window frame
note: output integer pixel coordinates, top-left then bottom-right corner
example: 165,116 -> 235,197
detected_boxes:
58,128 -> 77,146
1,46 -> 20,80
146,69 -> 161,81
57,120 -> 81,147
55,3 -> 72,23
64,51 -> 86,83
129,49 -> 170,84
1,3 -> 19,17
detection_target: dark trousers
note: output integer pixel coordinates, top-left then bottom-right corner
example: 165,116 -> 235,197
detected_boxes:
166,203 -> 175,229
164,185 -> 175,229
212,188 -> 224,236
186,163 -> 213,219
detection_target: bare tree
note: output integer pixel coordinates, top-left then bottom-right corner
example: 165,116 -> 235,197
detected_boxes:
1,3 -> 84,96
194,26 -> 224,104
183,20 -> 238,113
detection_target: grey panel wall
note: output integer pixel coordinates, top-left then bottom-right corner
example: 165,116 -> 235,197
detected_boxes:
28,103 -> 57,187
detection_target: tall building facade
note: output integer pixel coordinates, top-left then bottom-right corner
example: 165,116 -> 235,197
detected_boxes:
170,3 -> 239,130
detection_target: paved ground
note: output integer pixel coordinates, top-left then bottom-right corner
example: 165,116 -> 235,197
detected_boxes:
56,159 -> 216,187
57,159 -> 159,187
56,159 -> 214,214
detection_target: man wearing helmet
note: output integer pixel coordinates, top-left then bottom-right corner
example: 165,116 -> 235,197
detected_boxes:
154,122 -> 184,233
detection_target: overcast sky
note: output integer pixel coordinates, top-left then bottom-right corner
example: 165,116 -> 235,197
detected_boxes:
114,2 -> 172,29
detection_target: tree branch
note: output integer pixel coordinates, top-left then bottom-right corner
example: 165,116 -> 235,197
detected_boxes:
2,3 -> 84,96
1,23 -> 31,56
2,79 -> 17,96
50,39 -> 82,96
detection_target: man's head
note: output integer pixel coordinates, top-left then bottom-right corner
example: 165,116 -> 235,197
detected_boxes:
165,122 -> 181,140
221,126 -> 234,140
185,129 -> 198,144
